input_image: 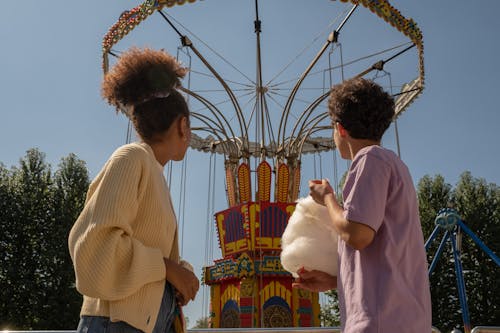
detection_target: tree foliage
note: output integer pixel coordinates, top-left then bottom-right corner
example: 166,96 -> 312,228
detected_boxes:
320,172 -> 500,331
0,149 -> 89,330
319,290 -> 340,327
192,316 -> 210,328
420,172 -> 500,332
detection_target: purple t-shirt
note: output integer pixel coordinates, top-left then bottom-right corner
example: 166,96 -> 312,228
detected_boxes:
338,145 -> 432,333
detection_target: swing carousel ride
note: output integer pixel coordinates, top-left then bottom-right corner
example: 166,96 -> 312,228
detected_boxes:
102,0 -> 424,328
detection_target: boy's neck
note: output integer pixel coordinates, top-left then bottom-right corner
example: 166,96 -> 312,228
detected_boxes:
347,139 -> 380,160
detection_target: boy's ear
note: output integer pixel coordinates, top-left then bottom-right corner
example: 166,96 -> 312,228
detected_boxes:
337,122 -> 348,137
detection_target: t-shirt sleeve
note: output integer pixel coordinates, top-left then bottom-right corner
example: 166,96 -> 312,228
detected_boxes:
343,153 -> 391,232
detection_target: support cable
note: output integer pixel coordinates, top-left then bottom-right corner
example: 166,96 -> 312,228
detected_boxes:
158,10 -> 250,154
278,4 -> 358,152
355,44 -> 415,78
266,8 -> 349,86
254,0 -> 267,160
178,153 -> 188,257
159,10 -> 255,85
269,41 -> 411,88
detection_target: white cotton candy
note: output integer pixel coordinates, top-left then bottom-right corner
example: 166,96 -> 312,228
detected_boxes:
280,196 -> 338,278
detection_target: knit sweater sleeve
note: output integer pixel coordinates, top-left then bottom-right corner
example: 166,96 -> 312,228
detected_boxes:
69,145 -> 166,301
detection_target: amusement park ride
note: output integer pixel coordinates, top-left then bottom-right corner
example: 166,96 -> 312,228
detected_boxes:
426,209 -> 500,333
101,0 -> 427,329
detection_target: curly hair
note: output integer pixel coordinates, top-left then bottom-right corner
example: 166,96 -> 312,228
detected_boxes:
328,77 -> 395,141
101,47 -> 189,142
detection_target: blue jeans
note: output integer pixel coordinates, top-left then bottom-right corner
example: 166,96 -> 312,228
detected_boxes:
76,283 -> 177,333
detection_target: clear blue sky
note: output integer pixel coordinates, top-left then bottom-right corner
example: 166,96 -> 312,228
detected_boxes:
1,0 -> 499,327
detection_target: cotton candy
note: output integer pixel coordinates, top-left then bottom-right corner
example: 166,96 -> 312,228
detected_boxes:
280,196 -> 338,278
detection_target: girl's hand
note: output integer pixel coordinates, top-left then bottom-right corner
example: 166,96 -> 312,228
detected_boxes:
164,258 -> 199,305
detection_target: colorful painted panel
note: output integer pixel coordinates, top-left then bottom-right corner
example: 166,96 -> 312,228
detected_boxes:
296,289 -> 313,327
204,255 -> 290,284
221,300 -> 240,328
224,210 -> 245,242
263,297 -> 292,327
239,278 -> 258,327
220,285 -> 241,328
214,202 -> 296,255
260,204 -> 288,237
260,280 -> 293,328
255,202 -> 295,251
215,204 -> 251,257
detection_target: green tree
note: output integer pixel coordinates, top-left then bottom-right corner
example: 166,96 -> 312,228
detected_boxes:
419,172 -> 500,332
0,149 -> 89,330
0,163 -> 16,327
192,316 -> 210,328
417,174 -> 453,237
1,149 -> 55,329
319,290 -> 340,327
36,154 -> 89,329
452,172 -> 500,329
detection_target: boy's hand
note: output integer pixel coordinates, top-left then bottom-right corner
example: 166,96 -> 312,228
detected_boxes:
309,179 -> 336,206
292,267 -> 337,292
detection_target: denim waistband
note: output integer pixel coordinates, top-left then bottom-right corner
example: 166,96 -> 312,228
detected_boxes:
76,282 -> 177,333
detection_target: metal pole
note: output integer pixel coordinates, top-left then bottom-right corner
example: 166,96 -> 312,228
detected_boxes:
425,225 -> 442,251
428,230 -> 450,276
457,219 -> 500,266
254,0 -> 266,160
450,233 -> 472,333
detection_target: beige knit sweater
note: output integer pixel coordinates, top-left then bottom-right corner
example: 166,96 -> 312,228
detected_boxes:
68,142 -> 180,333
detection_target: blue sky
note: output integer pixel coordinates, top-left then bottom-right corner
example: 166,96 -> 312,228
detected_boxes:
1,0 -> 499,327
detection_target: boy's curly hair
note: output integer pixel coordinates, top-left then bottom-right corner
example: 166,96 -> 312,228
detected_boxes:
101,47 -> 190,143
328,78 -> 395,141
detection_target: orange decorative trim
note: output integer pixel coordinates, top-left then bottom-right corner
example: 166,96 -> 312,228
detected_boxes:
238,163 -> 251,203
291,166 -> 301,202
276,164 -> 289,203
226,167 -> 237,207
102,0 -> 198,72
257,161 -> 272,202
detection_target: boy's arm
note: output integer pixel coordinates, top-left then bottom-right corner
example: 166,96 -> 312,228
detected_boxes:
309,179 -> 375,250
323,192 -> 375,250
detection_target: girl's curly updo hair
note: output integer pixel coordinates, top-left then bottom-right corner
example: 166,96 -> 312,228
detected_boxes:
101,47 -> 190,143
328,77 -> 395,141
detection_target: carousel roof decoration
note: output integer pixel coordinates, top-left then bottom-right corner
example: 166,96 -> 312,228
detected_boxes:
102,0 -> 424,164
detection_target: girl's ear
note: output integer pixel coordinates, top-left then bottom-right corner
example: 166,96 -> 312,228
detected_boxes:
179,116 -> 190,141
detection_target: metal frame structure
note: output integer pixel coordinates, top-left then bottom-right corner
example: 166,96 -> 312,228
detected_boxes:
425,208 -> 500,333
101,0 -> 425,164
